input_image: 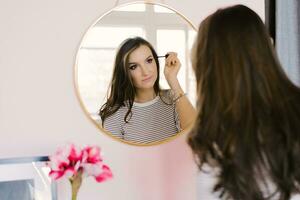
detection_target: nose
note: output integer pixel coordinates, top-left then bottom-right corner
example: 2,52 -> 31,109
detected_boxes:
140,65 -> 150,76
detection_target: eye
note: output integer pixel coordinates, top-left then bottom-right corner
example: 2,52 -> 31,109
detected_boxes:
147,58 -> 153,63
129,64 -> 137,70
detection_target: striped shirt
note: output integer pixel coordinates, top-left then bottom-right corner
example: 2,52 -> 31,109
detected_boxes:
103,90 -> 180,144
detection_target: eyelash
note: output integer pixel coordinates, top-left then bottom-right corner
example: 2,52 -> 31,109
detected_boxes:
129,65 -> 137,70
147,58 -> 153,63
129,58 -> 153,70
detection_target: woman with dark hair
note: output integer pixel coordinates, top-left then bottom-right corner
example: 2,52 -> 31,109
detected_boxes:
100,37 -> 196,144
188,4 -> 300,200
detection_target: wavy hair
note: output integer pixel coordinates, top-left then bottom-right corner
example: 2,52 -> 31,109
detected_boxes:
99,37 -> 161,125
188,5 -> 300,200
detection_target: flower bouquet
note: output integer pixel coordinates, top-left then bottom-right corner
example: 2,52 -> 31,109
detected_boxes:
48,143 -> 113,200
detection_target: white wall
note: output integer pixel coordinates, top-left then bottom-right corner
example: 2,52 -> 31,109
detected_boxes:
0,0 -> 264,199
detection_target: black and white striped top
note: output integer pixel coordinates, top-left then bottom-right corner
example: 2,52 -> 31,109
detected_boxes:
103,90 -> 181,144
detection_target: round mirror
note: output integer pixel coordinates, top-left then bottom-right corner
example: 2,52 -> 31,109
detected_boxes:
75,2 -> 197,146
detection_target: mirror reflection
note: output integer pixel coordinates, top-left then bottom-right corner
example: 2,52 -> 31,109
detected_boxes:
76,3 -> 197,145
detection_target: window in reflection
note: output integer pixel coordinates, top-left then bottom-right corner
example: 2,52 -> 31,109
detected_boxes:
81,27 -> 144,48
157,29 -> 186,90
157,29 -> 196,107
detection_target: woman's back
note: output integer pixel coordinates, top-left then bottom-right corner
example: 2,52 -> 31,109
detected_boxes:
188,4 -> 300,200
196,166 -> 300,200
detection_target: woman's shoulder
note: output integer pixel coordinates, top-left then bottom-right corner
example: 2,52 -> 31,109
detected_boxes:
102,106 -> 125,133
105,105 -> 128,120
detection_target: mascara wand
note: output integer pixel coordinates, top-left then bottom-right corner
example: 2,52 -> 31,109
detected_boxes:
157,54 -> 169,59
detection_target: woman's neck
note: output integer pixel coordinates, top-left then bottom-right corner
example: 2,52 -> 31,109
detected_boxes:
135,88 -> 157,103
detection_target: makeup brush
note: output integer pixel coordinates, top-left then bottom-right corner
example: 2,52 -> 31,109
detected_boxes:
157,54 -> 169,58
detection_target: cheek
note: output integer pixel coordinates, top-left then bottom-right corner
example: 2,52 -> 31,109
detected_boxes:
151,63 -> 158,75
154,65 -> 158,80
129,70 -> 140,85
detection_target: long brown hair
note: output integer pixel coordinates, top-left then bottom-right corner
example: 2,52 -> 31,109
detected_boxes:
99,37 -> 161,125
188,5 -> 300,200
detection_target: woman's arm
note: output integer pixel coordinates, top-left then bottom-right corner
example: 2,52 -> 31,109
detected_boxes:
164,52 -> 197,130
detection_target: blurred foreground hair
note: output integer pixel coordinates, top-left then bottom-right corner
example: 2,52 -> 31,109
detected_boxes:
188,4 -> 300,200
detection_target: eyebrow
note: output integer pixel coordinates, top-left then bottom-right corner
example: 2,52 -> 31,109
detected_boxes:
128,55 -> 153,65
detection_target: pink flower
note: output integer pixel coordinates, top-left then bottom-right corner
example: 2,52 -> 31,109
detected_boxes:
95,165 -> 113,183
82,146 -> 102,164
49,144 -> 83,180
81,146 -> 113,182
48,143 -> 112,200
48,143 -> 113,183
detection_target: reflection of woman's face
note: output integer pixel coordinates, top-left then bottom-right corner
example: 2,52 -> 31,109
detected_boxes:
128,45 -> 158,90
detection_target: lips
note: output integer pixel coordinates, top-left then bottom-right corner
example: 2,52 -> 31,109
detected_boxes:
142,76 -> 152,82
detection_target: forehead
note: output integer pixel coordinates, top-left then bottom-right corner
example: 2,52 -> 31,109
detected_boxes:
128,45 -> 153,62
